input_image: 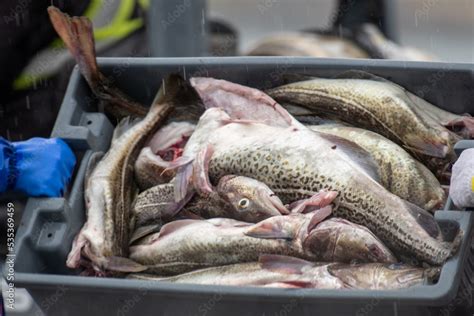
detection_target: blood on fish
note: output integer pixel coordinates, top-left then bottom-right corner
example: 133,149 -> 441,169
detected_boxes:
156,136 -> 190,162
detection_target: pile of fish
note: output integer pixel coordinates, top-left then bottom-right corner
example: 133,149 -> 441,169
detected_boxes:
49,7 -> 473,290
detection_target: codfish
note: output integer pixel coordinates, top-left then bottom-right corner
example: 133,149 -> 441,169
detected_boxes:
129,206 -> 396,275
132,175 -> 288,228
186,108 -> 458,265
267,71 -> 461,173
129,255 -> 434,290
66,76 -> 177,274
309,124 -> 445,211
128,255 -> 346,289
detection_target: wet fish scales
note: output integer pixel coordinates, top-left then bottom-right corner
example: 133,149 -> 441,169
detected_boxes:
267,72 -> 459,173
309,124 -> 445,210
204,121 -> 455,265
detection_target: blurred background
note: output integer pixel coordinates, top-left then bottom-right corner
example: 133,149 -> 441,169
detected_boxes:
209,0 -> 473,62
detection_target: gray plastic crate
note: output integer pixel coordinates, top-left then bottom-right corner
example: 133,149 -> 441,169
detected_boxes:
9,57 -> 474,316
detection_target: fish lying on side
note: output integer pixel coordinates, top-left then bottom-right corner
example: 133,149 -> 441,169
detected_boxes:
128,255 -> 433,290
128,255 -> 346,289
129,203 -> 396,275
132,174 -> 289,229
309,124 -> 445,211
65,76 -> 178,274
266,71 -> 461,174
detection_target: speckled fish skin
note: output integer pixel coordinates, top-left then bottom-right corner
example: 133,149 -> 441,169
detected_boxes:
65,78 -> 176,273
132,175 -> 287,228
267,72 -> 460,172
129,211 -> 395,275
127,260 -> 345,289
203,120 -> 456,265
328,262 -> 440,290
309,124 -> 445,211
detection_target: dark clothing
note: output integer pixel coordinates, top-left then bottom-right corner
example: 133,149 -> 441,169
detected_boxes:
0,1 -> 90,100
0,1 -> 149,141
0,1 -> 90,141
334,0 -> 392,39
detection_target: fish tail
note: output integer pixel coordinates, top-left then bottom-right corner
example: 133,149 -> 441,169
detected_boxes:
155,74 -> 204,123
48,6 -> 100,88
47,6 -> 148,119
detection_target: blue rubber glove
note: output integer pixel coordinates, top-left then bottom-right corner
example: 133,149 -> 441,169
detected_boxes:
0,137 -> 76,197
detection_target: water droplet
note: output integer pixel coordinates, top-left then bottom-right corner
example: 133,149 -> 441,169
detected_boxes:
25,96 -> 30,110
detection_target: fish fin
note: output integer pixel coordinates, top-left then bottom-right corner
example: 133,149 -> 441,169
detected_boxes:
403,134 -> 449,158
104,256 -> 147,273
47,6 -> 148,119
192,144 -> 215,196
158,219 -> 198,239
130,224 -> 162,245
259,254 -> 311,274
404,201 -> 442,240
164,191 -> 195,218
317,132 -> 381,183
307,205 -> 333,232
155,74 -> 202,113
191,77 -> 294,127
66,233 -> 88,269
173,158 -> 195,202
84,151 -> 104,181
112,117 -> 141,142
163,75 -> 204,123
290,190 -> 338,213
47,6 -> 100,87
244,222 -> 292,240
164,156 -> 194,171
444,115 -> 474,139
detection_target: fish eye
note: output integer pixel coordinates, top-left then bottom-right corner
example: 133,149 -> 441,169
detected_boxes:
238,198 -> 250,209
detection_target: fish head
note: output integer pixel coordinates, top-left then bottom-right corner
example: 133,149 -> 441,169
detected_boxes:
328,263 -> 432,289
216,175 -> 289,222
303,218 -> 397,263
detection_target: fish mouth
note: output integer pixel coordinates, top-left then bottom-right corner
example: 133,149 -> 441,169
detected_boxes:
260,193 -> 290,215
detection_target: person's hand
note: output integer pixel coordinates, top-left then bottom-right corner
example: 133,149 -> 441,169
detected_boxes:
0,137 -> 76,197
